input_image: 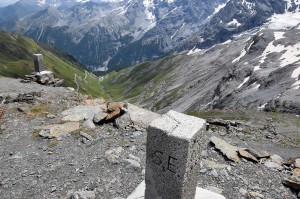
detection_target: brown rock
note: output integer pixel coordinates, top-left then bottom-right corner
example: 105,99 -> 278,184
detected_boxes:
238,149 -> 259,163
270,154 -> 284,165
107,102 -> 125,112
106,109 -> 121,121
283,178 -> 300,191
295,158 -> 300,168
293,168 -> 300,177
210,136 -> 241,163
285,157 -> 300,166
40,122 -> 80,138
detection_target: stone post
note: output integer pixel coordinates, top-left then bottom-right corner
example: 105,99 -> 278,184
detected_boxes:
145,110 -> 206,199
33,54 -> 44,72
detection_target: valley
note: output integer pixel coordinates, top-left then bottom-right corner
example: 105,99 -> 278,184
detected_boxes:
0,0 -> 300,199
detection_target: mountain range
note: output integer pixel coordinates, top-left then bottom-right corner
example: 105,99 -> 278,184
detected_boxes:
0,0 -> 300,114
2,0 -> 298,72
99,10 -> 300,114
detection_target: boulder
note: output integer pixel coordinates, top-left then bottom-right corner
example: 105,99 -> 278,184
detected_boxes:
114,113 -> 132,130
61,105 -> 102,122
238,149 -> 259,163
36,71 -> 54,84
82,119 -> 96,129
126,103 -> 161,129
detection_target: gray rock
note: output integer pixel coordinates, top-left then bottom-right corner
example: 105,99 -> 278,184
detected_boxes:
47,114 -> 56,119
210,169 -> 218,178
82,119 -> 96,129
264,160 -> 282,169
67,190 -> 96,199
105,147 -> 124,165
93,111 -> 107,123
269,154 -> 283,165
79,132 -> 94,141
239,188 -> 248,196
125,159 -> 141,170
62,105 -> 102,122
39,129 -> 51,138
114,113 -> 132,130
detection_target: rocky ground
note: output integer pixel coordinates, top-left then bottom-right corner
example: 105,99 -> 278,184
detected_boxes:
0,77 -> 299,199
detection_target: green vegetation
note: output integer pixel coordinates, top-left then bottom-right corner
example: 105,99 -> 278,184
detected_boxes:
101,55 -> 178,104
30,107 -> 49,114
294,136 -> 300,145
31,129 -> 41,140
186,110 -> 250,121
48,140 -> 59,147
0,30 -> 105,97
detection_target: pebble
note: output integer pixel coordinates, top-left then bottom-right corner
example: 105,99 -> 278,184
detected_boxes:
125,159 -> 141,170
210,169 -> 218,178
239,188 -> 248,195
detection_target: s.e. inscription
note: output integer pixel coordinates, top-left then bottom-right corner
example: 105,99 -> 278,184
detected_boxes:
152,150 -> 178,174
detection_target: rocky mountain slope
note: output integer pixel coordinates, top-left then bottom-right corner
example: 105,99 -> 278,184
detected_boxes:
0,30 -> 104,97
100,15 -> 300,115
0,77 -> 299,199
1,0 -> 294,72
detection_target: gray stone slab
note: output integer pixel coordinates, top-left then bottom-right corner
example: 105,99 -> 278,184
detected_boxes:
33,54 -> 44,72
127,180 -> 226,199
145,110 -> 206,199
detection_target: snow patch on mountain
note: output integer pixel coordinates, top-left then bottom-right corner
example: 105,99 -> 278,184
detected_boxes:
228,18 -> 241,27
143,0 -> 156,31
274,31 -> 285,40
237,76 -> 250,89
213,2 -> 228,14
268,12 -> 300,29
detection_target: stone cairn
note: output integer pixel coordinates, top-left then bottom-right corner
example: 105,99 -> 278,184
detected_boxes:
21,54 -> 64,87
127,110 -> 226,199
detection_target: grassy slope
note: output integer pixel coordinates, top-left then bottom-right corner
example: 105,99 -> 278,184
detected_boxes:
101,54 -> 184,110
0,30 -> 106,97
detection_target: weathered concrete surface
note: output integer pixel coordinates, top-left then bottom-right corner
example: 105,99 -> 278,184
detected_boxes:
145,110 -> 206,199
127,180 -> 226,199
33,54 -> 44,72
127,103 -> 161,128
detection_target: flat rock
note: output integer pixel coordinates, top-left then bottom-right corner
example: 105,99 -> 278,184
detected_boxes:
82,119 -> 95,129
40,122 -> 80,138
126,180 -> 226,199
114,113 -> 132,130
238,149 -> 259,163
248,148 -> 270,159
67,190 -> 96,199
264,160 -> 282,169
210,136 -> 241,163
61,105 -> 102,122
93,110 -> 108,123
270,154 -> 284,165
283,178 -> 300,191
127,103 -> 161,128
